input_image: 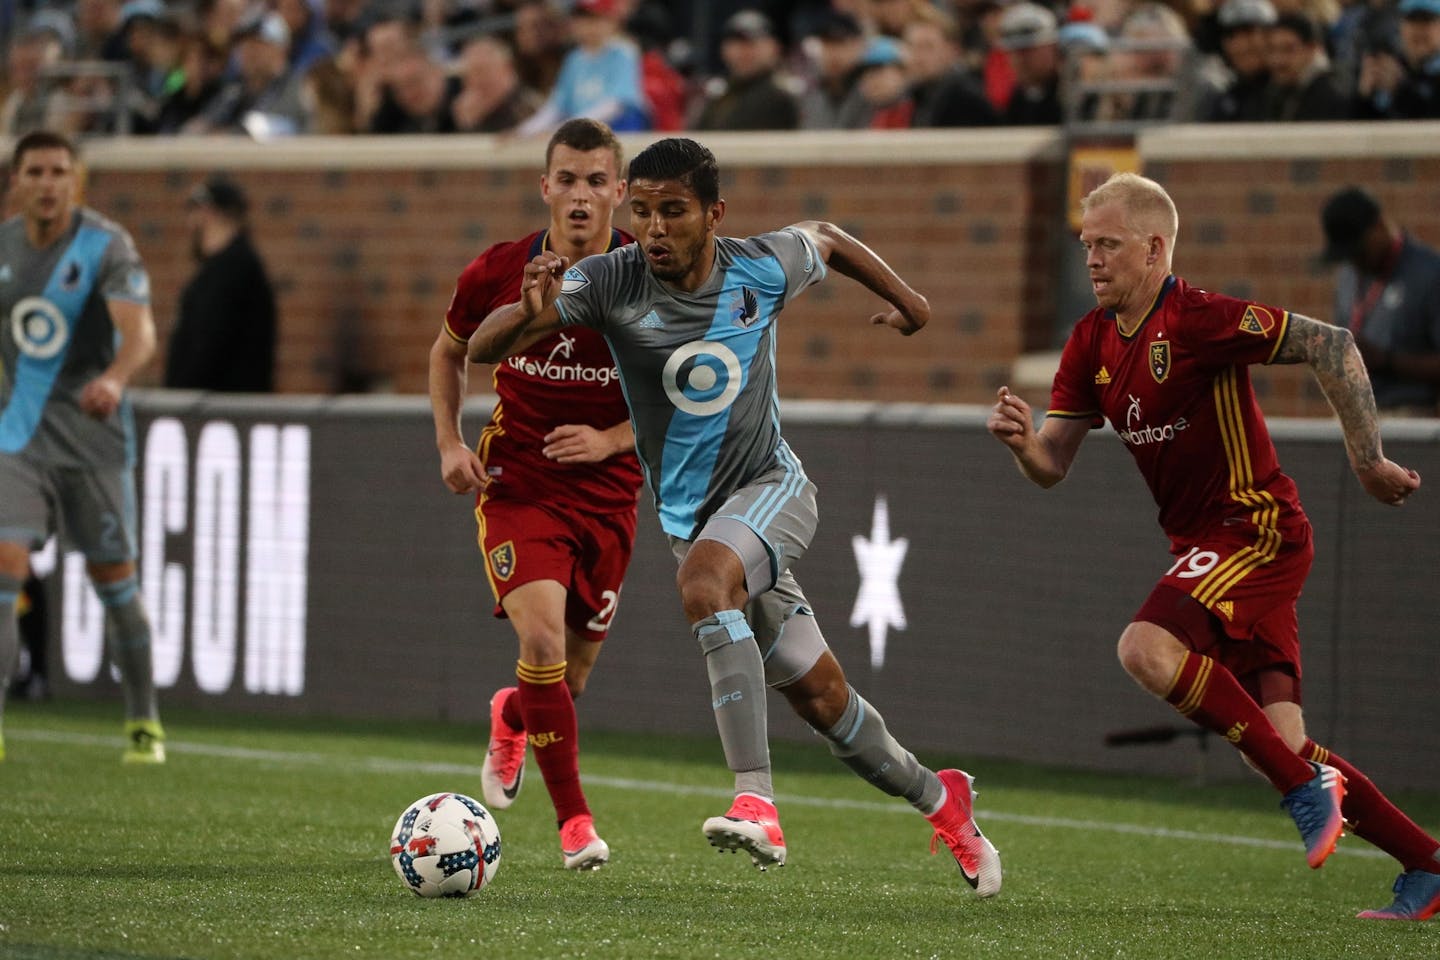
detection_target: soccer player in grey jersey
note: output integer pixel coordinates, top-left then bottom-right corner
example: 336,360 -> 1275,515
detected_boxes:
0,131 -> 164,763
470,137 -> 1001,896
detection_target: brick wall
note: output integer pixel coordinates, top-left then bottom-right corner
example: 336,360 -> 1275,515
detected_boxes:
73,125 -> 1440,415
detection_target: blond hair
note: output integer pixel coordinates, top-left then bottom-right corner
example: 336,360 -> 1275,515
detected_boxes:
1081,172 -> 1179,257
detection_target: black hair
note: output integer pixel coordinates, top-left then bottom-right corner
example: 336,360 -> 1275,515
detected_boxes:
545,118 -> 623,172
11,129 -> 76,170
627,138 -> 720,208
1272,12 -> 1319,45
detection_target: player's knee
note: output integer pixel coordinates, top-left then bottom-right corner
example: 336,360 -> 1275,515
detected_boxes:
1115,624 -> 1176,693
677,568 -> 740,623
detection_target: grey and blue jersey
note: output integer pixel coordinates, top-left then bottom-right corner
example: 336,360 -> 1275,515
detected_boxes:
554,228 -> 826,540
0,207 -> 150,468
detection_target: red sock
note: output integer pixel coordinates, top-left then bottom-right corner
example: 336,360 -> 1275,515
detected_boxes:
1164,652 -> 1313,793
1303,740 -> 1440,872
500,685 -> 524,732
516,661 -> 589,826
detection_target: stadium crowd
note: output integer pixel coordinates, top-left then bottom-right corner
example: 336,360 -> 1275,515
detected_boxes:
0,0 -> 1435,138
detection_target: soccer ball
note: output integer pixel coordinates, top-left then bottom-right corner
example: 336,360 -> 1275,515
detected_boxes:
389,793 -> 502,898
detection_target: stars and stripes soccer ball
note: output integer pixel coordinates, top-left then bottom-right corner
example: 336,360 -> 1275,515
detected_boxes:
389,793 -> 502,898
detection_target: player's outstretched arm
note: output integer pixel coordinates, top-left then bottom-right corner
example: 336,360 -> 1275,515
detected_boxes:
467,252 -> 568,363
987,386 -> 1089,488
790,220 -> 929,335
429,329 -> 487,494
1272,312 -> 1421,506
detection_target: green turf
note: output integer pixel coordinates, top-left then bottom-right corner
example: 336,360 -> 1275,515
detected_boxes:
2,701 -> 1439,960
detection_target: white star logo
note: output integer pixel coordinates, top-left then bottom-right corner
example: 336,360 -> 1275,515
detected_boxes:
849,495 -> 908,669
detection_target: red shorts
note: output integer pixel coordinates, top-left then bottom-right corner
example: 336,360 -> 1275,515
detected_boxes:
474,494 -> 637,643
1134,518 -> 1314,705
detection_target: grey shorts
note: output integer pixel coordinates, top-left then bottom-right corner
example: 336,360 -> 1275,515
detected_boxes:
0,450 -> 137,563
670,466 -> 829,687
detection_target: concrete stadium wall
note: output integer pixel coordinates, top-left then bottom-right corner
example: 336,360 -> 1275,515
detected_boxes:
66,123 -> 1440,415
43,394 -> 1440,792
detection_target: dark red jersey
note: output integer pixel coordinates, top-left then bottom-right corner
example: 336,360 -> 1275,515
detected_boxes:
1049,276 -> 1307,547
445,228 -> 641,513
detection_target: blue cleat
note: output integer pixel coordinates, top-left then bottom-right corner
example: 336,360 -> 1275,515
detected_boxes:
1357,869 -> 1440,921
1280,761 -> 1346,868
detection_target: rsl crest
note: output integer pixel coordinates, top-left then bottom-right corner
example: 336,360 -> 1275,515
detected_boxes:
488,541 -> 516,581
1149,340 -> 1171,383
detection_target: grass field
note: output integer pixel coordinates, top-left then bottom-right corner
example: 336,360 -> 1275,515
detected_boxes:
2,701 -> 1438,960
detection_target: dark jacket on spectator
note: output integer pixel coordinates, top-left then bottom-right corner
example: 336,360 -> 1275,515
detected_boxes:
911,68 -> 999,127
694,71 -> 799,130
165,232 -> 277,392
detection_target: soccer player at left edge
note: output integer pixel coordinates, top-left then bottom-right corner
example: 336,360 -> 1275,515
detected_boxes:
0,130 -> 166,763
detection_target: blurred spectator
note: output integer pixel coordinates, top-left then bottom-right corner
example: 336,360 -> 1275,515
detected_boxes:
449,34 -> 543,133
325,0 -> 370,45
73,0 -> 130,61
369,48 -> 458,133
155,34 -> 229,133
276,0 -> 337,75
856,35 -> 914,127
199,0 -> 249,54
629,3 -> 688,131
1355,0 -> 1440,118
121,0 -> 186,132
1331,0 -> 1400,98
191,11 -> 311,136
0,23 -> 66,136
902,10 -> 998,127
1057,7 -> 1113,122
1201,0 -> 1277,121
868,0 -> 934,38
970,0 -> 1019,112
1320,186 -> 1440,415
351,13 -> 418,134
166,176 -> 278,393
1258,12 -> 1349,118
302,57 -> 359,133
997,2 -> 1063,124
798,9 -> 871,128
1106,2 -> 1192,121
516,0 -> 650,135
511,0 -> 568,96
693,9 -> 800,130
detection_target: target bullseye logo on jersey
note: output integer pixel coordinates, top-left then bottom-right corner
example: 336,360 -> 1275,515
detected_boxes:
1116,393 -> 1188,447
11,296 -> 69,359
663,341 -> 742,416
506,332 -> 618,385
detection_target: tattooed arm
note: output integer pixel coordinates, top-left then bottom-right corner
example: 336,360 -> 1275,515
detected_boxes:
1272,313 -> 1421,505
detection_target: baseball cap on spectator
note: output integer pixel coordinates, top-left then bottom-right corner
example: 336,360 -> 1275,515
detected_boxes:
1217,0 -> 1278,30
998,3 -> 1060,50
1059,20 -> 1110,53
187,176 -> 250,219
119,0 -> 166,29
1399,0 -> 1440,17
1319,186 -> 1382,263
858,35 -> 905,68
573,0 -> 620,17
812,10 -> 864,42
233,10 -> 291,47
723,10 -> 776,41
23,9 -> 76,55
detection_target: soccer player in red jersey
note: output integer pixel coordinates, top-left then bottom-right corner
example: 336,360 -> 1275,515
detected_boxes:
989,172 -> 1440,921
428,118 -> 641,871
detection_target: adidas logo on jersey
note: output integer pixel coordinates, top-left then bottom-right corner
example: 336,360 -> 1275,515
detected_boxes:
1095,366 -> 1111,385
1215,600 -> 1235,621
638,310 -> 664,329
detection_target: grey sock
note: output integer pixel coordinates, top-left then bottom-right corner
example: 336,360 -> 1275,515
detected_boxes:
694,610 -> 772,798
822,685 -> 941,812
97,577 -> 158,722
0,574 -> 19,719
